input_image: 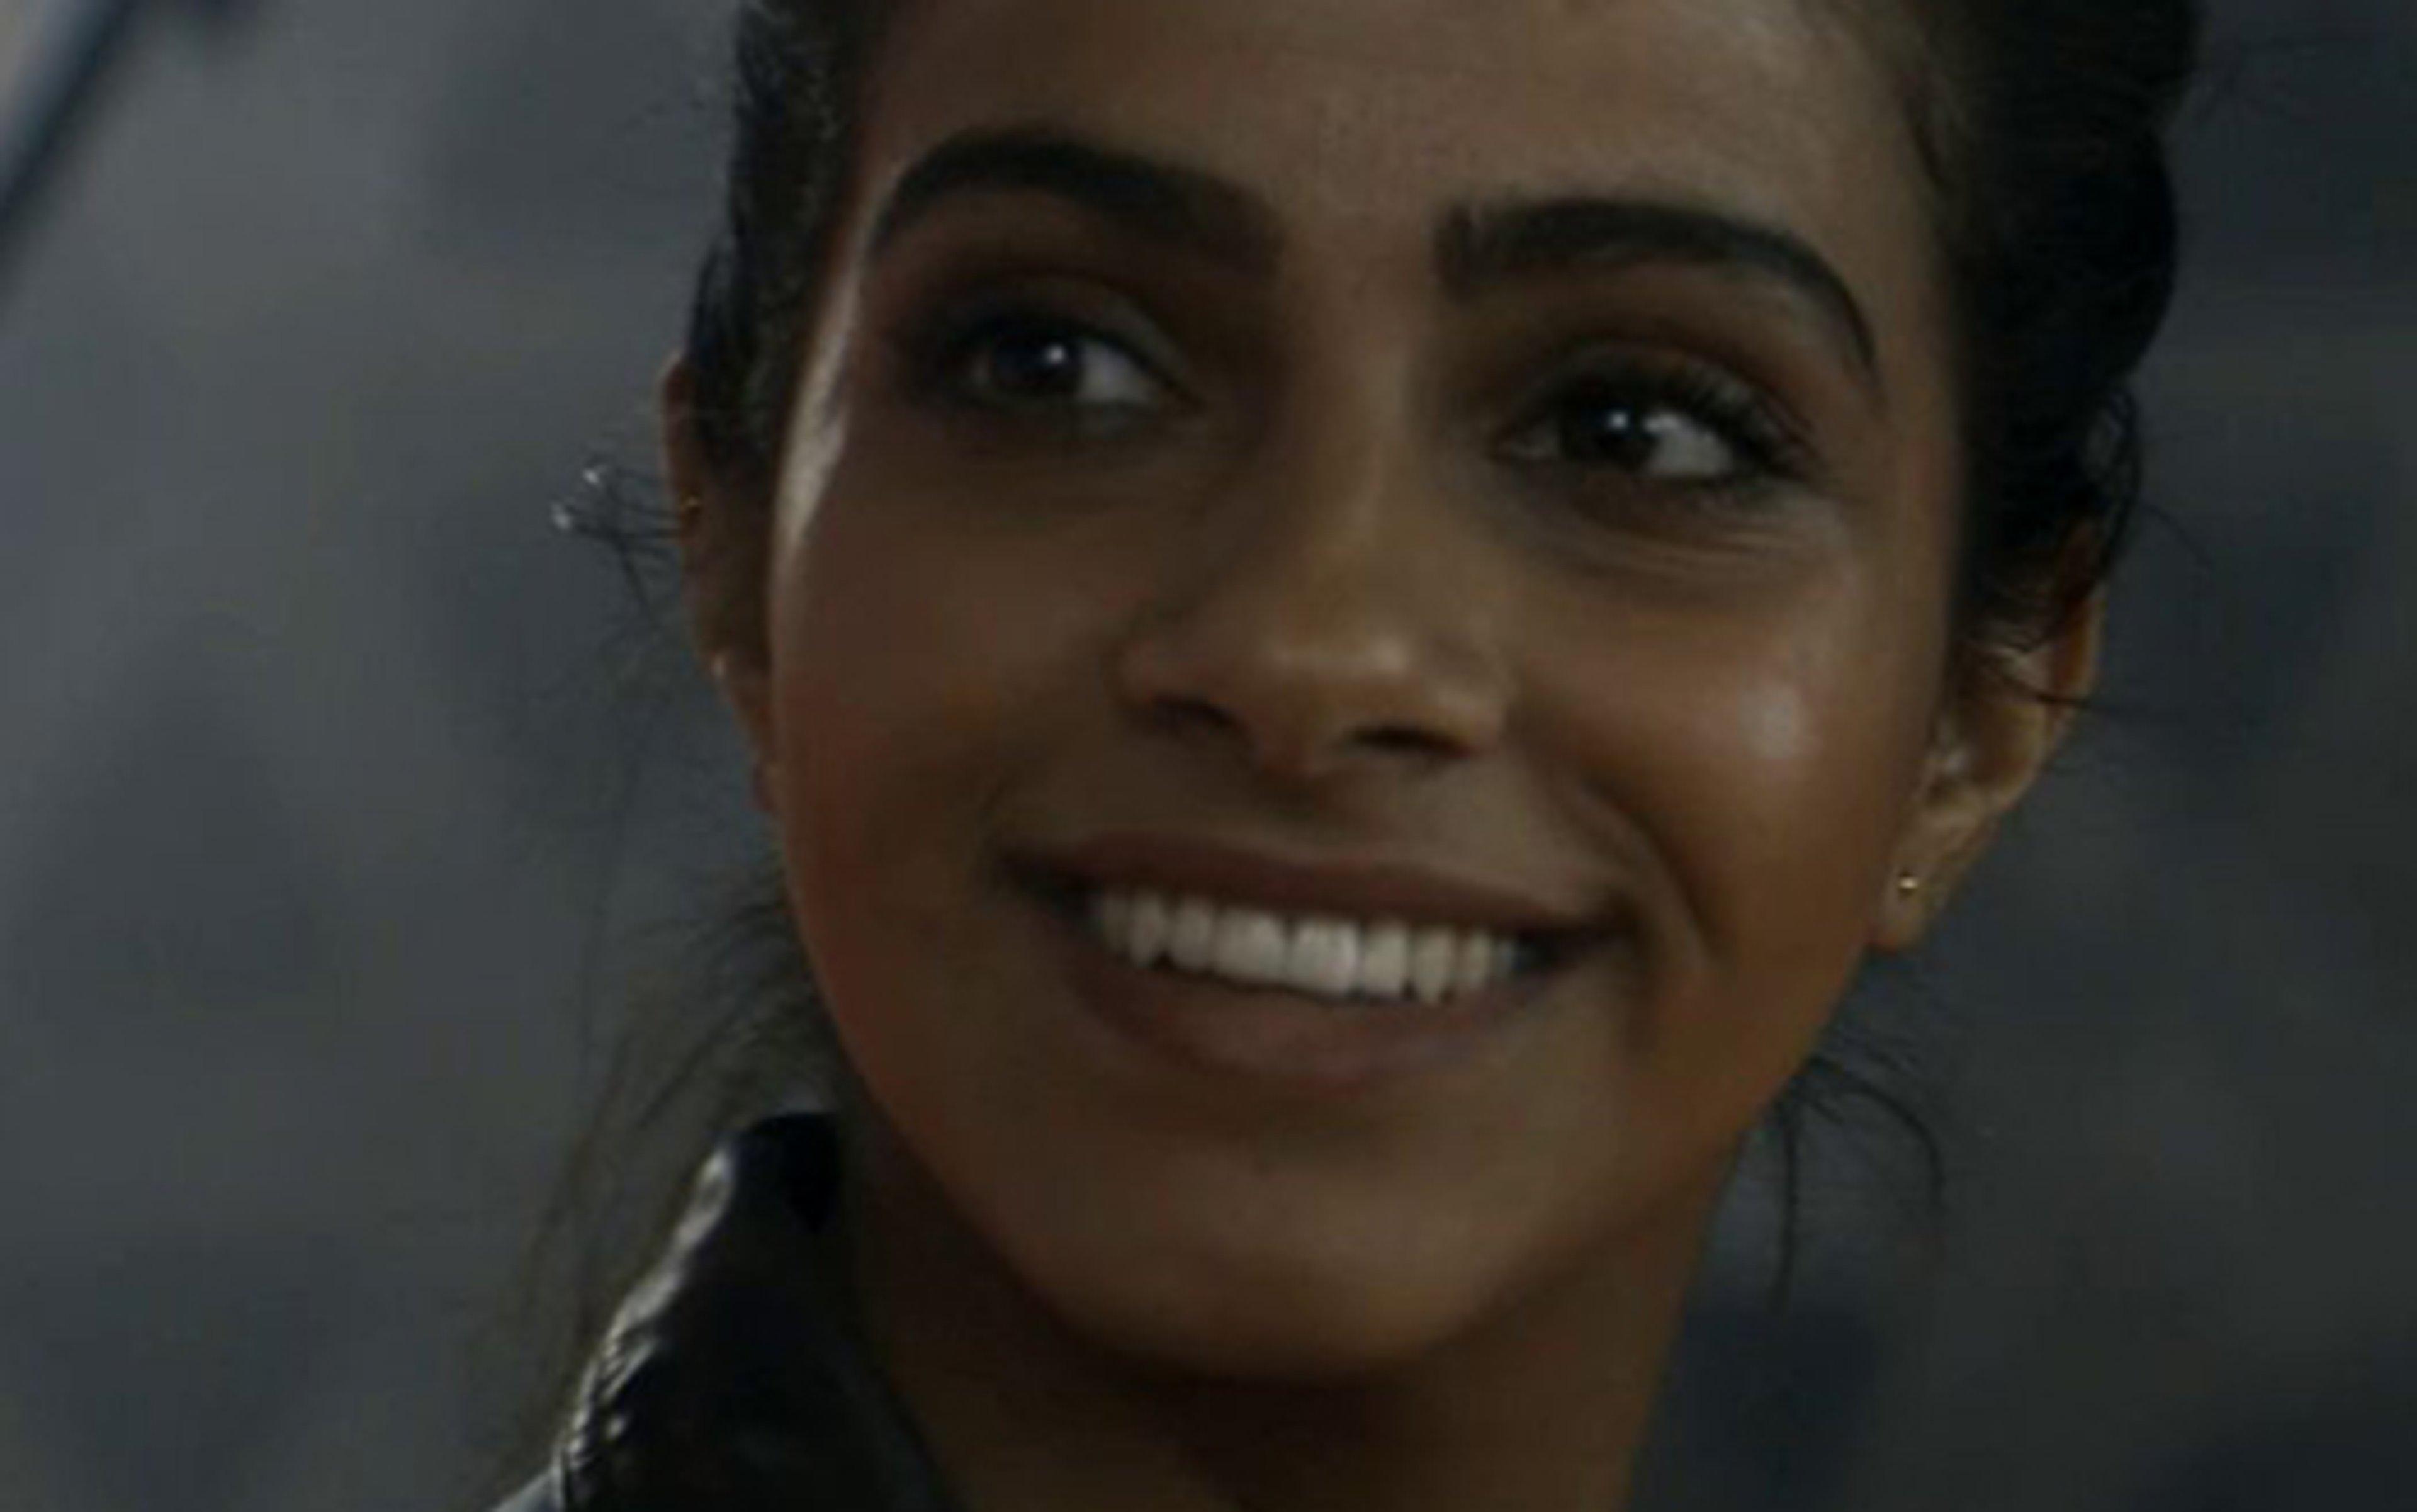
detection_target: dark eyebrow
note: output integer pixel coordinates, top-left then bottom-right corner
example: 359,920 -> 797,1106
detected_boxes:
870,126 -> 1283,278
1438,198 -> 1884,396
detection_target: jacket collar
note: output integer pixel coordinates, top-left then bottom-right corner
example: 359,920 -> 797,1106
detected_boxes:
551,1116 -> 964,1512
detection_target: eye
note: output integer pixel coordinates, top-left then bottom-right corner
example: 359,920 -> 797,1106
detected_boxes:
1534,380 -> 1738,482
1499,365 -> 1805,494
935,310 -> 1171,419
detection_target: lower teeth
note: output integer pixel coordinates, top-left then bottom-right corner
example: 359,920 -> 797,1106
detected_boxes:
1120,944 -> 1532,1006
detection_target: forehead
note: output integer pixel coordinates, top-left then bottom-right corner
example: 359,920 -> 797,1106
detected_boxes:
860,0 -> 1925,264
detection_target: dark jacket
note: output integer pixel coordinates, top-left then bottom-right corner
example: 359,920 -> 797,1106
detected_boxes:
496,1117 -> 964,1512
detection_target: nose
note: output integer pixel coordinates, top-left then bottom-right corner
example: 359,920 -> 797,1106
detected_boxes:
1112,421 -> 1512,786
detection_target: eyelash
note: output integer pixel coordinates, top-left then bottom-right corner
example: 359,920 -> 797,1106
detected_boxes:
897,298 -> 1815,502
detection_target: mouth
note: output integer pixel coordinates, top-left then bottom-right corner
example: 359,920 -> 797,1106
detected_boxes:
1078,887 -> 1558,1008
1010,838 -> 1609,1090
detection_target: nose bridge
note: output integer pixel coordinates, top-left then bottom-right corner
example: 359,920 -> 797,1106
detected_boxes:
1116,358 -> 1511,778
1221,233 -> 1439,612
1242,366 -> 1406,590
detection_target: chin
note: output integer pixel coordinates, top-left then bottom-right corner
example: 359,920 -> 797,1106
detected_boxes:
1003,1193 -> 1535,1385
1064,1269 -> 1475,1385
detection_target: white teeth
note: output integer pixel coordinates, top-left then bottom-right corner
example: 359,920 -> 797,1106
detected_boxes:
1408,928 -> 1459,1005
1129,893 -> 1173,965
1212,910 -> 1291,986
1454,932 -> 1499,995
1168,896 -> 1217,971
1085,889 -> 1529,1005
1288,918 -> 1361,998
1356,922 -> 1410,998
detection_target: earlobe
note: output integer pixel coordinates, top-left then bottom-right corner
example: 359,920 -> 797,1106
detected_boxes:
1872,595 -> 2105,953
664,354 -> 781,814
711,649 -> 782,815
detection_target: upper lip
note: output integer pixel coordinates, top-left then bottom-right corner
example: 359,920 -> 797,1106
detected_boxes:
1020,832 -> 1600,936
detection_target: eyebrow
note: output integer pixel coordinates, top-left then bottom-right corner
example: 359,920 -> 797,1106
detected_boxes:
870,126 -> 1283,278
1439,198 -> 1883,393
870,126 -> 1881,395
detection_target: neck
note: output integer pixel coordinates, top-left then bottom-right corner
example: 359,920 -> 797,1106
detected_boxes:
841,1120 -> 1721,1512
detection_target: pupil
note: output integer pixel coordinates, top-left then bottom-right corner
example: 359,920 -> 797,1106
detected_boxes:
1563,397 -> 1657,468
990,327 -> 1082,397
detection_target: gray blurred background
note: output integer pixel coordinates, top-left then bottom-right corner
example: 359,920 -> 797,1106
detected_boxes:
0,2 -> 2409,1509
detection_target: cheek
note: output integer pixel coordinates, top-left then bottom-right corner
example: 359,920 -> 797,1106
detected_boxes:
759,487 -> 1029,1150
1697,628 -> 1930,914
1530,575 -> 1941,1064
758,465 -> 1143,1061
1535,614 -> 1935,1199
769,468 -> 1101,833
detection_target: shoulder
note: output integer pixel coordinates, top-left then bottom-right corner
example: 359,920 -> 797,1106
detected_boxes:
517,1114 -> 963,1512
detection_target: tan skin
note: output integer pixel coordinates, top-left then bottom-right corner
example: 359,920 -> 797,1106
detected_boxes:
666,0 -> 2100,1508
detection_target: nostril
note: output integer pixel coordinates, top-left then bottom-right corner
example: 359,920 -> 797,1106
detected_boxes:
1141,694 -> 1244,745
1135,696 -> 1468,782
1111,572 -> 1512,778
1118,633 -> 1507,777
1358,724 -> 1458,760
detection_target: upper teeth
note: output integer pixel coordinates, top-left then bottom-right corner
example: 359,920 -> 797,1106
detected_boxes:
1086,889 -> 1527,1006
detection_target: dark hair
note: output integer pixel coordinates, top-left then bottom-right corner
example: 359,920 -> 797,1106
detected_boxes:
680,0 -> 886,498
527,2 -> 2203,1404
1924,2 -> 2202,658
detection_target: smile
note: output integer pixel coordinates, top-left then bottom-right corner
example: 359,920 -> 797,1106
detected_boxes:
1086,889 -> 1533,1007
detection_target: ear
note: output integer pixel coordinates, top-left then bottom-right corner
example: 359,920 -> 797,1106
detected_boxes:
662,357 -> 779,812
1871,594 -> 2105,952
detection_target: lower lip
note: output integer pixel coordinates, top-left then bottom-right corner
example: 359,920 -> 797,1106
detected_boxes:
1035,892 -> 1566,1094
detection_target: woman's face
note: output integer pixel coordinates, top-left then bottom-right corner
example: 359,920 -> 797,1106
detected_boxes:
696,0 -> 2060,1375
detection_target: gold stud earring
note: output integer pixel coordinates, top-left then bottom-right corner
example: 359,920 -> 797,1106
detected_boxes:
1895,871 -> 1924,899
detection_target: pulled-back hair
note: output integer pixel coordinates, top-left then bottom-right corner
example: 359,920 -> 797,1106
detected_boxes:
679,0 -> 884,495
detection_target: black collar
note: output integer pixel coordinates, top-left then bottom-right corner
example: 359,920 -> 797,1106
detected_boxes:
551,1116 -> 964,1512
